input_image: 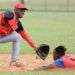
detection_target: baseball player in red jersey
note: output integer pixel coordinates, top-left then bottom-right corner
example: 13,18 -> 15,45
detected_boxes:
0,3 -> 37,67
34,46 -> 75,70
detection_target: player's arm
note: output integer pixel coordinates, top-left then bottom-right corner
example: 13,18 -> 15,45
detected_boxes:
0,27 -> 7,34
34,58 -> 64,71
16,21 -> 37,49
0,15 -> 7,35
33,63 -> 57,71
41,58 -> 64,70
40,64 -> 56,70
20,31 -> 37,48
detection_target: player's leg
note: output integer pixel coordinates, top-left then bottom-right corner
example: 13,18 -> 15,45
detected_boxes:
0,32 -> 23,66
10,32 -> 23,67
0,32 -> 21,43
11,32 -> 21,62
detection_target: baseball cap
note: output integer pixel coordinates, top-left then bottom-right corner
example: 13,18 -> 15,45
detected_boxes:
14,3 -> 28,10
55,46 -> 66,53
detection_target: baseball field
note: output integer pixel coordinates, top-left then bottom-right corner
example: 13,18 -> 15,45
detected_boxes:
0,0 -> 75,75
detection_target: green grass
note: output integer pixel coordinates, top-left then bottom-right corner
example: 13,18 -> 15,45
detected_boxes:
0,0 -> 75,75
0,69 -> 75,75
23,12 -> 75,54
1,12 -> 75,54
0,0 -> 75,11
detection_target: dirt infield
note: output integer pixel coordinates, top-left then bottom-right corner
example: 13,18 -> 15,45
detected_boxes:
0,54 -> 75,72
0,54 -> 53,72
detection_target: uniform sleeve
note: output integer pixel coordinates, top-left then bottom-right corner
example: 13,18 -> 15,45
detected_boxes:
54,58 -> 64,68
16,20 -> 37,49
0,14 -> 7,35
15,21 -> 24,33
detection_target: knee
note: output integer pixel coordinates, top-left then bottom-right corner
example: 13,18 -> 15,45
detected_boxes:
13,33 -> 21,42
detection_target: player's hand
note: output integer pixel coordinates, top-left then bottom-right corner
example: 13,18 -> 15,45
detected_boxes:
35,44 -> 50,60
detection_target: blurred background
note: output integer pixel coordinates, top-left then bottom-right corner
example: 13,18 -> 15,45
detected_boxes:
0,0 -> 75,54
0,0 -> 75,12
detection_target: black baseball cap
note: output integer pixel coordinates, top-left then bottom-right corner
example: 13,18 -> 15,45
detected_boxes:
55,46 -> 66,53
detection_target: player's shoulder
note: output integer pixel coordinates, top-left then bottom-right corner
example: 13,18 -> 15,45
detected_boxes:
62,55 -> 70,59
0,12 -> 3,14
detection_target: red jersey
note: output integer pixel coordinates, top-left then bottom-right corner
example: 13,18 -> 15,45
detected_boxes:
63,55 -> 75,68
0,12 -> 17,36
54,55 -> 75,68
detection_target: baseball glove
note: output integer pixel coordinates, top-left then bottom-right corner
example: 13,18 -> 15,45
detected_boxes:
36,44 -> 50,60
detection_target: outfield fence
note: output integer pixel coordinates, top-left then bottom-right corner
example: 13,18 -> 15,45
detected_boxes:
0,0 -> 75,12
22,0 -> 75,12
